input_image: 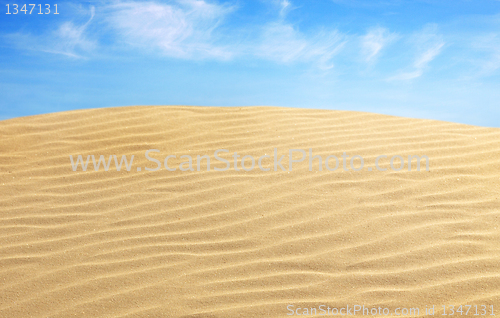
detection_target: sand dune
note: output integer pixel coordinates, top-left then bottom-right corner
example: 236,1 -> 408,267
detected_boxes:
0,106 -> 499,317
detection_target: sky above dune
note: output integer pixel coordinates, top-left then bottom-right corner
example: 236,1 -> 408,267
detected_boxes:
1,0 -> 499,127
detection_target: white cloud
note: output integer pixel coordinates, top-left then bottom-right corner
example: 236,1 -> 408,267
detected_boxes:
389,70 -> 423,81
2,0 -> 459,77
50,7 -> 96,57
470,33 -> 500,76
414,42 -> 444,69
105,0 -> 234,59
389,24 -> 445,80
254,22 -> 345,70
250,0 -> 345,69
4,6 -> 96,58
2,0 -> 345,68
361,27 -> 398,62
279,0 -> 291,17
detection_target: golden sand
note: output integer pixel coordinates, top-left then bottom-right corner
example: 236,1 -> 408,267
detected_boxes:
0,106 -> 499,317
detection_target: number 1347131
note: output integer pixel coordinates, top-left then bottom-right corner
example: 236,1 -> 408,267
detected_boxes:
6,4 -> 59,14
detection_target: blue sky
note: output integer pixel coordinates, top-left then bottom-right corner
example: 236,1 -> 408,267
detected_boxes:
1,0 -> 499,127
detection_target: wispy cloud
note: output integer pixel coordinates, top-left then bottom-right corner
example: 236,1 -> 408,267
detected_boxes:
105,0 -> 234,59
103,0 -> 346,68
254,22 -> 345,69
470,33 -> 500,76
253,0 -> 345,69
361,27 -> 398,62
389,24 -> 445,80
2,0 -> 462,76
279,0 -> 291,17
50,6 -> 96,57
4,6 -> 96,58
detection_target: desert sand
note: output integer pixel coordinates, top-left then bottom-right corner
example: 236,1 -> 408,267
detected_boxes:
0,106 -> 499,317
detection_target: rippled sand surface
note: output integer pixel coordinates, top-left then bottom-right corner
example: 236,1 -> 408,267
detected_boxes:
1,106 -> 499,317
